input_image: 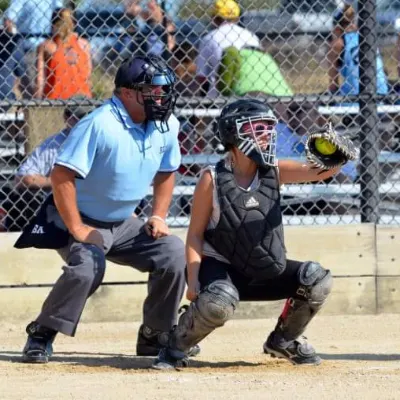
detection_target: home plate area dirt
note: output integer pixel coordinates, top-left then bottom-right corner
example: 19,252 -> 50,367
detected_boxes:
1,315 -> 400,400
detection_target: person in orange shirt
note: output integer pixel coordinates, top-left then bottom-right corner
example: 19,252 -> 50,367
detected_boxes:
35,8 -> 92,100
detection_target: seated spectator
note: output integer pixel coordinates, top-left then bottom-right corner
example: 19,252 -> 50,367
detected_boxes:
2,97 -> 93,231
177,119 -> 204,178
35,8 -> 92,99
0,24 -> 24,106
140,0 -> 176,59
217,46 -> 293,97
195,0 -> 261,97
275,121 -> 304,159
110,0 -> 175,65
327,3 -> 388,97
4,0 -> 64,98
171,41 -> 198,96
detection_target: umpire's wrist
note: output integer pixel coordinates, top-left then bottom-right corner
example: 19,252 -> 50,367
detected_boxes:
69,222 -> 86,236
149,215 -> 166,224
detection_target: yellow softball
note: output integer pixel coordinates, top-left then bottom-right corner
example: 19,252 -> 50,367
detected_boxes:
315,138 -> 337,155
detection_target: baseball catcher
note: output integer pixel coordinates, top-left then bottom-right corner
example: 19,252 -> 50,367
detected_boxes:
151,99 -> 356,370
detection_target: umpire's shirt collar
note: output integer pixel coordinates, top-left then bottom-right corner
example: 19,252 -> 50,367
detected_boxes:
110,94 -> 144,130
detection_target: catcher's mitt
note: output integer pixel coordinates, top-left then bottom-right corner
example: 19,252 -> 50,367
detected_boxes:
305,122 -> 359,170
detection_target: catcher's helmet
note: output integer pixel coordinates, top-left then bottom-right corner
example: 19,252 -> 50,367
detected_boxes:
217,99 -> 278,167
115,54 -> 177,132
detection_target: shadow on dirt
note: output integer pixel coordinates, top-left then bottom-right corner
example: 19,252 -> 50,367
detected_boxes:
320,353 -> 400,361
0,351 -> 265,370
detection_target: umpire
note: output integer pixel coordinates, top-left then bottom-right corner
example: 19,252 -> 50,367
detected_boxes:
20,54 -> 199,363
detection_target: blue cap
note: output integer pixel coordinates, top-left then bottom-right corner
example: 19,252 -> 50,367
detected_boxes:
114,55 -> 175,89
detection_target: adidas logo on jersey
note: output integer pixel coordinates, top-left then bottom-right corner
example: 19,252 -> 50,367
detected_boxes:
245,196 -> 259,208
31,224 -> 45,234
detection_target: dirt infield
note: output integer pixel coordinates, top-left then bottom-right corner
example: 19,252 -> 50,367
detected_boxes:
1,315 -> 400,400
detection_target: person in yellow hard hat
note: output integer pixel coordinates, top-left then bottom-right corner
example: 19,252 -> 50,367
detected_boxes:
213,0 -> 241,20
194,0 -> 260,97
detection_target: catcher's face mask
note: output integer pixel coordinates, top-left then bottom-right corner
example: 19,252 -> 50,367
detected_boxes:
235,115 -> 278,167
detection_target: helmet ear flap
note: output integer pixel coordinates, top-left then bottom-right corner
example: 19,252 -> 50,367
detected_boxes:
217,114 -> 237,148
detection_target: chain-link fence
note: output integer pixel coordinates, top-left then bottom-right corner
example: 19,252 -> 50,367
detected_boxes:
0,0 -> 399,231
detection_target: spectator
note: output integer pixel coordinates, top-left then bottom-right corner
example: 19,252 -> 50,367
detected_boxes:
110,0 -> 176,65
105,0 -> 143,66
162,0 -> 184,21
217,46 -> 293,97
2,97 -> 93,231
140,0 -> 176,59
4,0 -> 64,98
0,24 -> 24,105
35,8 -> 92,99
195,0 -> 260,97
171,41 -> 198,97
172,41 -> 212,179
327,3 -> 388,96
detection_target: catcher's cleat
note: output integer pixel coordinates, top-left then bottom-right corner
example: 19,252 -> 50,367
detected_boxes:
22,321 -> 56,364
263,331 -> 321,366
136,324 -> 200,357
151,348 -> 189,370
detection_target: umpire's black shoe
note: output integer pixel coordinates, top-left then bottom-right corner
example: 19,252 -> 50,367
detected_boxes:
136,324 -> 200,357
22,321 -> 57,364
152,348 -> 189,370
263,331 -> 321,366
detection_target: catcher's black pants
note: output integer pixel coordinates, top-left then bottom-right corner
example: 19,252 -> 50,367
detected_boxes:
36,215 -> 186,337
198,256 -> 304,301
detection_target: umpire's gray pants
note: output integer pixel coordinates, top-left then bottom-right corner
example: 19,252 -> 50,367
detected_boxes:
35,216 -> 186,336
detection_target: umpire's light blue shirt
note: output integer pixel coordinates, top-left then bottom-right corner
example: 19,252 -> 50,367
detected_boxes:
55,95 -> 181,222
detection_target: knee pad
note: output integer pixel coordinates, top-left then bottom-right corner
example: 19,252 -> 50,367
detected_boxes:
297,261 -> 333,307
170,280 -> 239,352
196,280 -> 240,326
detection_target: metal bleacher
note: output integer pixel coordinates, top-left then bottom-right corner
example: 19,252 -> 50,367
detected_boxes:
1,107 -> 400,228
0,111 -> 25,203
169,152 -> 400,205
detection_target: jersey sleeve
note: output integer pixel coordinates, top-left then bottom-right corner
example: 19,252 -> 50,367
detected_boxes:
55,117 -> 101,178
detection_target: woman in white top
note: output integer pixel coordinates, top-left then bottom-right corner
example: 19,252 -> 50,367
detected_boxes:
153,99 -> 347,370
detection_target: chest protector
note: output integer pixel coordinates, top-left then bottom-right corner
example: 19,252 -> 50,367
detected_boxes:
205,161 -> 286,280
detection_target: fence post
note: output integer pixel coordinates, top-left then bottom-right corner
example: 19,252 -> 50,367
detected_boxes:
358,0 -> 380,223
160,0 -> 171,62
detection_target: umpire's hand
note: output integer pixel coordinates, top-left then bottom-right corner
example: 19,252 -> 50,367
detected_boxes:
144,216 -> 169,239
71,224 -> 104,250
